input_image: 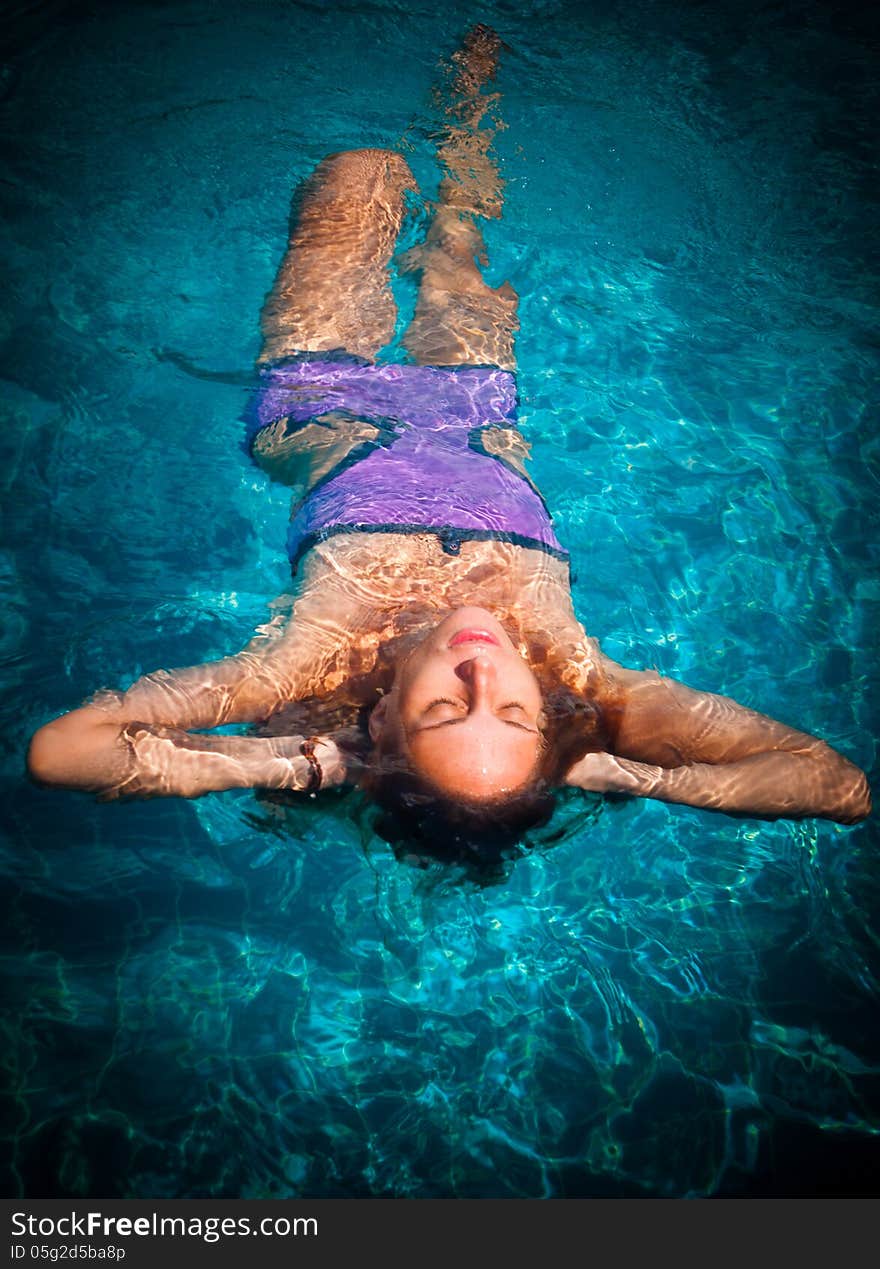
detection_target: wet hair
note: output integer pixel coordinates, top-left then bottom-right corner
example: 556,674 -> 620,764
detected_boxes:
254,653 -> 620,870
363,762 -> 555,861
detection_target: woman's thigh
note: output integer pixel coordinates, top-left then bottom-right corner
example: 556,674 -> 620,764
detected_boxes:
259,148 -> 416,364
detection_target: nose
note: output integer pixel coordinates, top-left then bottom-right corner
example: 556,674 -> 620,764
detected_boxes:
454,654 -> 495,700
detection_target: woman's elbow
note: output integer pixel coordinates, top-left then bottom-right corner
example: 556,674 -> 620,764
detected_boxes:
836,766 -> 872,824
26,708 -> 113,791
821,749 -> 872,824
27,721 -> 69,787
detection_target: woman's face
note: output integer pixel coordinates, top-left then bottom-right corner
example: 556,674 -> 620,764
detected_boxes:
370,607 -> 544,800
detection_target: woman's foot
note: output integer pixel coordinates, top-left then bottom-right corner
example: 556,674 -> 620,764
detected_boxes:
449,23 -> 502,99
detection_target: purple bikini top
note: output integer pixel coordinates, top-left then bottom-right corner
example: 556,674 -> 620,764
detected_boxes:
245,356 -> 568,571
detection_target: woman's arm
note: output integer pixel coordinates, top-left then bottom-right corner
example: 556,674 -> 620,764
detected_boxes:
27,569 -> 368,797
28,719 -> 347,800
566,660 -> 871,824
26,668 -> 281,798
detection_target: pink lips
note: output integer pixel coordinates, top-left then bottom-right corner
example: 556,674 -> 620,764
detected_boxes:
448,628 -> 500,649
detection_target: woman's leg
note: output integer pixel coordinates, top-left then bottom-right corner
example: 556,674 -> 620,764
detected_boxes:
259,148 -> 417,364
402,25 -> 519,370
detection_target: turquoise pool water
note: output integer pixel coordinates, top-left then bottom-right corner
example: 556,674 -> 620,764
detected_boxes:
2,0 -> 878,1197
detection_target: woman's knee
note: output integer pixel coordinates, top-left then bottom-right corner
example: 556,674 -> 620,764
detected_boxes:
313,149 -> 416,202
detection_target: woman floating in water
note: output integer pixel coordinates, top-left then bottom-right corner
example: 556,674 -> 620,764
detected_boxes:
27,27 -> 871,845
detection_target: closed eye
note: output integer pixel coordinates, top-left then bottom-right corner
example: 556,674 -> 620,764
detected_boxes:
414,698 -> 539,735
423,698 -> 528,716
499,709 -> 540,733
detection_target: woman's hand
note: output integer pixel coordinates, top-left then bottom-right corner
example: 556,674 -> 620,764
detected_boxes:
564,751 -> 652,795
261,734 -> 351,792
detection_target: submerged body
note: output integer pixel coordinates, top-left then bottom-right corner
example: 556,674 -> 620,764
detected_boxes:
26,27 -> 871,831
